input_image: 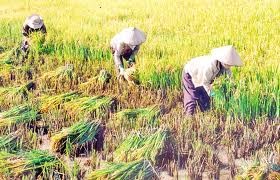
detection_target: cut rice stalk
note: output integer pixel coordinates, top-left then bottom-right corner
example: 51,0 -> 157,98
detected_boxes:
39,64 -> 78,91
0,81 -> 35,108
50,120 -> 103,155
113,105 -> 161,128
0,150 -> 61,178
0,105 -> 40,128
0,130 -> 23,152
63,95 -> 116,119
39,91 -> 81,113
113,129 -> 176,165
87,159 -> 159,180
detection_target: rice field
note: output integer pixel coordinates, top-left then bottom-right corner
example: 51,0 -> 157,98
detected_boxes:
0,0 -> 279,179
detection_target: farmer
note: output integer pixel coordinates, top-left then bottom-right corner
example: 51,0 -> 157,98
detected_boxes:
182,45 -> 243,115
21,14 -> 47,52
110,27 -> 146,81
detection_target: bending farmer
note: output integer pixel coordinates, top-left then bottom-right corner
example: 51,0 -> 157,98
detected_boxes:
182,45 -> 243,115
110,27 -> 146,79
21,14 -> 47,52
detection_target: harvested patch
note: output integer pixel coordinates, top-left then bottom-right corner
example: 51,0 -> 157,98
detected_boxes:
39,64 -> 78,91
63,95 -> 116,119
0,104 -> 40,128
87,159 -> 159,180
113,129 -> 176,166
0,150 -> 61,178
50,120 -> 104,155
39,91 -> 81,113
113,105 -> 161,128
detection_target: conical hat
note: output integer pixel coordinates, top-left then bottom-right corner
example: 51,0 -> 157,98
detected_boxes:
211,45 -> 243,66
119,27 -> 146,46
25,14 -> 44,29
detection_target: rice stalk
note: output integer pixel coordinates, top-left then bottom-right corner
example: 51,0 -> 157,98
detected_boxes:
113,129 -> 176,165
39,64 -> 78,91
87,159 -> 159,180
113,105 -> 161,129
50,120 -> 102,155
78,69 -> 112,91
0,81 -> 35,108
0,130 -> 23,152
39,91 -> 81,113
0,150 -> 61,178
63,95 -> 116,119
0,105 -> 40,128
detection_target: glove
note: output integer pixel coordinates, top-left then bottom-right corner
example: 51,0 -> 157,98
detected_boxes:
210,91 -> 215,97
119,67 -> 125,76
21,40 -> 29,53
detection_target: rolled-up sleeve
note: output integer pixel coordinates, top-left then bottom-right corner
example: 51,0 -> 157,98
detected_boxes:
114,51 -> 123,69
202,65 -> 217,95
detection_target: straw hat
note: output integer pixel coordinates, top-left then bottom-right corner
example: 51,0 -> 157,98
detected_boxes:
25,14 -> 44,29
211,45 -> 243,66
119,27 -> 146,46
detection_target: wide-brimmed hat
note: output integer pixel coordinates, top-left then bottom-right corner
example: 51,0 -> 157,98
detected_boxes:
119,27 -> 146,46
25,14 -> 44,29
211,45 -> 243,66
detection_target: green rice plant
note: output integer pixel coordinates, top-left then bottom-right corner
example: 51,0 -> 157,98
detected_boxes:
0,150 -> 61,178
212,66 -> 280,121
0,105 -> 40,128
63,95 -> 116,119
38,64 -> 78,91
113,105 -> 161,129
87,159 -> 159,180
50,120 -> 102,155
39,91 -> 81,113
113,129 -> 176,165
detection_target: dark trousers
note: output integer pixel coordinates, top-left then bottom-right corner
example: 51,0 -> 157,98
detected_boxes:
182,71 -> 210,115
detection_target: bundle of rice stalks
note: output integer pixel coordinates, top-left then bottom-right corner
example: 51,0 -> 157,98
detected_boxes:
39,64 -> 78,91
113,129 -> 176,166
235,159 -> 267,180
50,120 -> 103,155
0,130 -> 23,152
0,81 -> 35,108
0,104 -> 40,128
79,69 -> 112,91
87,159 -> 159,180
0,63 -> 14,85
39,91 -> 81,113
0,150 -> 60,178
63,95 -> 116,119
113,105 -> 161,129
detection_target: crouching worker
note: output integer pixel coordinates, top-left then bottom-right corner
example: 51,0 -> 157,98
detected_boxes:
182,45 -> 243,115
21,14 -> 47,53
110,27 -> 146,83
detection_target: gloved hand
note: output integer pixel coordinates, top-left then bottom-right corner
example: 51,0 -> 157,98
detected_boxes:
21,40 -> 29,53
119,67 -> 125,76
210,91 -> 215,97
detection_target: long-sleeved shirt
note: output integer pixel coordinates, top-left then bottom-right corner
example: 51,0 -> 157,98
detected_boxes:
110,34 -> 140,70
184,55 -> 231,95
